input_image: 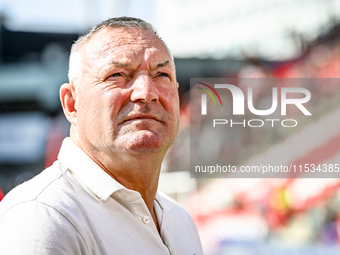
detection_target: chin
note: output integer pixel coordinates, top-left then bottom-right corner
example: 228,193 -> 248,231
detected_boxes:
122,131 -> 167,154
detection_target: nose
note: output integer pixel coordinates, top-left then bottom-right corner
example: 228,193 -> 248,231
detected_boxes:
130,74 -> 159,103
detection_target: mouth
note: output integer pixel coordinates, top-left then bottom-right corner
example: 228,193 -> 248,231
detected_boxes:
120,115 -> 163,125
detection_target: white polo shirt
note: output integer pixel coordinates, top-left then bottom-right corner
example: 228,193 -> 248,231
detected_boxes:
0,138 -> 203,255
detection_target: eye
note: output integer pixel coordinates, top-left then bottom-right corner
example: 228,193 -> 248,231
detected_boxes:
110,73 -> 123,77
157,73 -> 170,78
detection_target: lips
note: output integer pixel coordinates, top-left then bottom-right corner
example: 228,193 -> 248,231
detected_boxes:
119,114 -> 163,125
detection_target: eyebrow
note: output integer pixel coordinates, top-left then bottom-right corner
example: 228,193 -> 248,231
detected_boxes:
107,59 -> 171,69
156,60 -> 170,68
109,60 -> 131,68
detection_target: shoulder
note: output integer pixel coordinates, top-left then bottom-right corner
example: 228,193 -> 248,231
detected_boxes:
0,196 -> 88,254
0,161 -> 64,215
0,161 -> 89,254
0,160 -> 87,222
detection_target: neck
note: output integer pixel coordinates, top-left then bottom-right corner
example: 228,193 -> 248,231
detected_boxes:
71,135 -> 165,220
89,149 -> 164,234
99,152 -> 163,208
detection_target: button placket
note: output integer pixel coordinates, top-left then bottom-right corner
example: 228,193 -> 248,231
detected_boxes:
123,191 -> 159,235
125,194 -> 151,225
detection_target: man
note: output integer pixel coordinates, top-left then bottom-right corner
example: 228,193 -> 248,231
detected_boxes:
0,17 -> 203,255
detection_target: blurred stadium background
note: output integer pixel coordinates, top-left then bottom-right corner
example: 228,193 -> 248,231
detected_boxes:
1,0 -> 340,254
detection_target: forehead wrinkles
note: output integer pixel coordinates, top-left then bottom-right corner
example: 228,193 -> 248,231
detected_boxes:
89,28 -> 165,59
81,28 -> 173,74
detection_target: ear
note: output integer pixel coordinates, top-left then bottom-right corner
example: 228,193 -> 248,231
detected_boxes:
60,83 -> 78,125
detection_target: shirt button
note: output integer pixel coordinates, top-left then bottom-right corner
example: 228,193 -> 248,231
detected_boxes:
126,194 -> 134,200
142,216 -> 151,224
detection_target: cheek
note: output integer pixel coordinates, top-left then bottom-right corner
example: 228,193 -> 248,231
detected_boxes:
161,88 -> 180,127
76,90 -> 106,128
164,88 -> 180,113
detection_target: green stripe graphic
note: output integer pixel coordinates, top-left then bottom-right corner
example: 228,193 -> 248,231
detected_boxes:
197,87 -> 217,105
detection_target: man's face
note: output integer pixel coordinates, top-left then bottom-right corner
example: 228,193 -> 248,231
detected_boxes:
74,27 -> 180,157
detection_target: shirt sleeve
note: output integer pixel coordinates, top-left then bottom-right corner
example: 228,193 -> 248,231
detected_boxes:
0,200 -> 88,255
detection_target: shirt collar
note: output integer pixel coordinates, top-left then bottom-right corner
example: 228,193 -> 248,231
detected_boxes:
57,138 -> 178,212
57,137 -> 126,201
155,191 -> 177,212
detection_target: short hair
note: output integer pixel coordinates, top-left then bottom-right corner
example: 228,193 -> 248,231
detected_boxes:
68,17 -> 172,85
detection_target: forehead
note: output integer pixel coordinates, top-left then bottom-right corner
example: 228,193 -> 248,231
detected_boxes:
83,27 -> 172,67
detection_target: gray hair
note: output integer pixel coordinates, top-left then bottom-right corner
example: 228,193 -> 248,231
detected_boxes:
68,17 -> 172,84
